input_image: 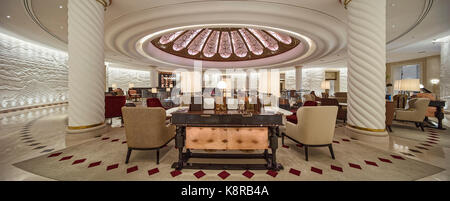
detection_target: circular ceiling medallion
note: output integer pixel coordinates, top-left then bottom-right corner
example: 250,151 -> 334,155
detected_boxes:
150,28 -> 301,62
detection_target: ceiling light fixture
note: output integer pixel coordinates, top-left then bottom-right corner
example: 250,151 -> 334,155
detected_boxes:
59,5 -> 63,9
6,16 -> 11,19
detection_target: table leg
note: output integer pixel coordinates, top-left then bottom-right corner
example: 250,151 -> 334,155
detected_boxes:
436,106 -> 445,130
175,126 -> 185,170
269,126 -> 280,171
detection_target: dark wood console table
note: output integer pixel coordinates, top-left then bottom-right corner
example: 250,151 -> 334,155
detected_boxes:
425,100 -> 446,130
170,109 -> 283,171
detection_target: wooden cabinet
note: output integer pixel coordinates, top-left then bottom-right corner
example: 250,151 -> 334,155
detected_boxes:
185,127 -> 268,150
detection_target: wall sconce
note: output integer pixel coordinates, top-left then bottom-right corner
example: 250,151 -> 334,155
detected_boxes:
166,88 -> 171,92
128,83 -> 134,88
111,83 -> 117,89
431,79 -> 440,85
151,88 -> 157,93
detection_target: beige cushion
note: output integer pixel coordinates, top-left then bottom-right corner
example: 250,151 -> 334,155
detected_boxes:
286,106 -> 338,145
395,98 -> 430,122
121,107 -> 175,149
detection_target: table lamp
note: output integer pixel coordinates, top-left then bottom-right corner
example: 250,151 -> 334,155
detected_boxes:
321,80 -> 331,98
400,79 -> 420,97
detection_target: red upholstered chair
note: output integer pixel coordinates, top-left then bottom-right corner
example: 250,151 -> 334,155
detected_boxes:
146,98 -> 166,109
303,101 -> 318,106
105,96 -> 126,124
286,101 -> 318,124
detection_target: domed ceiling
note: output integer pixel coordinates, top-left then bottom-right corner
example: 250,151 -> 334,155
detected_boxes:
151,28 -> 301,62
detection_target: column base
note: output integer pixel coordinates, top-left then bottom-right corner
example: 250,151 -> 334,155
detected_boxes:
345,125 -> 389,144
66,123 -> 108,146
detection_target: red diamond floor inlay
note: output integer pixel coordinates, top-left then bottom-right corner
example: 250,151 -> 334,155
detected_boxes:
390,155 -> 405,160
426,141 -> 437,144
111,139 -> 119,142
266,170 -> 278,177
296,144 -> 303,148
282,145 -> 289,149
342,139 -> 350,142
243,170 -> 255,179
106,164 -> 119,171
72,158 -> 86,165
401,152 -> 415,157
333,140 -> 340,144
427,138 -> 439,141
88,161 -> 101,168
126,166 -> 138,174
378,158 -> 392,163
122,141 -> 127,144
59,155 -> 73,161
311,167 -> 323,174
349,163 -> 362,169
194,170 -> 206,179
330,165 -> 343,172
171,170 -> 182,177
364,160 -> 378,167
416,146 -> 429,150
101,137 -> 109,140
48,152 -> 62,158
409,149 -> 423,153
420,143 -> 432,147
218,170 -> 230,179
289,168 -> 301,176
148,168 -> 159,176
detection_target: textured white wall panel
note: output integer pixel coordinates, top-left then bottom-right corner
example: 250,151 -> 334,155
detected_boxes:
106,67 -> 151,91
0,33 -> 68,110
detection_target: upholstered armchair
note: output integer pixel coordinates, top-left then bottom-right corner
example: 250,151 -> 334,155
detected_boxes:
121,107 -> 176,164
385,101 -> 395,132
394,98 -> 430,131
146,98 -> 167,109
286,101 -> 317,124
320,98 -> 347,123
334,92 -> 347,103
128,89 -> 141,101
104,95 -> 126,124
417,93 -> 437,117
393,94 -> 408,109
303,94 -> 315,102
283,106 -> 338,161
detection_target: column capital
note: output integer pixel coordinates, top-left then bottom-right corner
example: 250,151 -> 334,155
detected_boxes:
339,0 -> 352,9
95,0 -> 112,11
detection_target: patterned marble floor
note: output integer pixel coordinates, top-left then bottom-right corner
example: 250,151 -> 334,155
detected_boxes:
0,105 -> 449,181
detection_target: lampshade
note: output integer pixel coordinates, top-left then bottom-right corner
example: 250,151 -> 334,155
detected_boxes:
400,79 -> 420,91
217,80 -> 227,89
430,79 -> 440,85
394,80 -> 402,91
321,80 -> 330,90
166,88 -> 171,92
151,88 -> 157,93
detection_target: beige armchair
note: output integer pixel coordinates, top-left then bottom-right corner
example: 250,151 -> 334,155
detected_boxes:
282,106 -> 338,161
121,107 -> 176,164
394,98 -> 430,131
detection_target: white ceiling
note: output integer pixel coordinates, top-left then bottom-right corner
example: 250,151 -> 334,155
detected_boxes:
0,0 -> 449,69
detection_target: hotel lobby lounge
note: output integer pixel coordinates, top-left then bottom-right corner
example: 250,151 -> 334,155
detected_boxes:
1,0 -> 450,182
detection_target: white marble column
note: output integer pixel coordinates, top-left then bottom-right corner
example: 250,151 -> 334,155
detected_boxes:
345,0 -> 389,142
66,0 -> 111,145
295,66 -> 302,91
439,36 -> 450,110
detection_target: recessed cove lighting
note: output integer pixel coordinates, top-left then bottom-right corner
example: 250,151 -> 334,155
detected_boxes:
433,35 -> 450,43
